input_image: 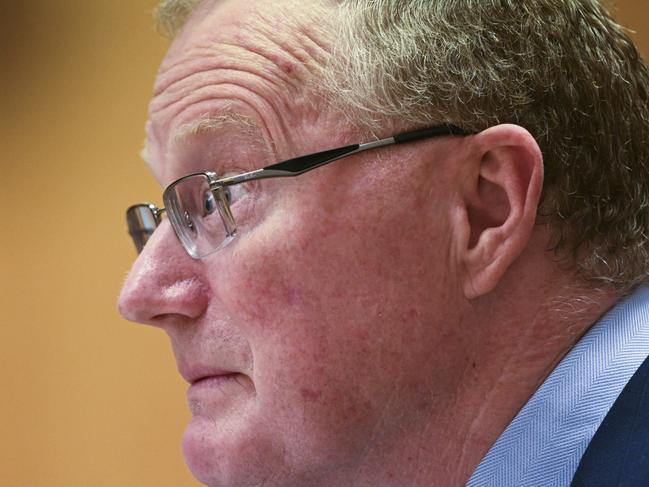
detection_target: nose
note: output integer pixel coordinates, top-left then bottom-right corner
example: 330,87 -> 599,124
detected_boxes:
118,220 -> 209,326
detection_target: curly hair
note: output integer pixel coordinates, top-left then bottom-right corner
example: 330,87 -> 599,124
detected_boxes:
323,0 -> 649,292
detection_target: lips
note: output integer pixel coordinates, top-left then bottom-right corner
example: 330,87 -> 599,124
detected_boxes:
179,363 -> 238,385
191,373 -> 240,386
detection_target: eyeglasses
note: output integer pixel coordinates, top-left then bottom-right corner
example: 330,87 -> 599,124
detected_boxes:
126,124 -> 469,259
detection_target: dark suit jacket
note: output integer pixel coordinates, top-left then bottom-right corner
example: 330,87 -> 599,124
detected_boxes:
571,354 -> 649,486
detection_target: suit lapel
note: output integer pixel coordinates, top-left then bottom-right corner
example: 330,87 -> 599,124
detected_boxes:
571,352 -> 649,486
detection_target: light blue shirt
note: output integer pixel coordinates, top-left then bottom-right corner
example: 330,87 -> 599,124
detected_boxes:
467,286 -> 649,487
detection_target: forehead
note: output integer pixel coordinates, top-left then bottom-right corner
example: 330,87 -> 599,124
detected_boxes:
145,0 -> 333,182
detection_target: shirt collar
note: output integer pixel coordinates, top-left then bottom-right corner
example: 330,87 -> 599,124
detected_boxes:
467,286 -> 649,487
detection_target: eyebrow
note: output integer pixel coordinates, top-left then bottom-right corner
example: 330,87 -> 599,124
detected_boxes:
172,113 -> 264,145
139,112 -> 274,174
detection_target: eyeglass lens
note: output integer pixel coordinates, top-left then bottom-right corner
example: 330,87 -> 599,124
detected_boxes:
163,174 -> 237,259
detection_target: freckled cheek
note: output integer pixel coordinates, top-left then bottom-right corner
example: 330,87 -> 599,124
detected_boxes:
220,253 -> 318,325
215,195 -> 423,354
216,245 -> 384,417
253,342 -> 382,457
219,214 -> 353,325
212,237 -> 438,458
216,192 -> 432,365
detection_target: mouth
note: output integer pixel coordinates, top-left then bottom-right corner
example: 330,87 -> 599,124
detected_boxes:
185,370 -> 251,417
180,363 -> 253,395
179,361 -> 255,415
179,363 -> 241,386
190,373 -> 241,387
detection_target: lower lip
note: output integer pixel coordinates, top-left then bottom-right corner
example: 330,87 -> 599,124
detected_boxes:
186,374 -> 247,414
187,373 -> 246,400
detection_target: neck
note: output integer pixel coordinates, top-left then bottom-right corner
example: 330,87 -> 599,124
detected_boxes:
451,281 -> 617,481
331,247 -> 620,486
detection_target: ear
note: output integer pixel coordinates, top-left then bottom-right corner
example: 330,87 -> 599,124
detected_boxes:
455,124 -> 543,299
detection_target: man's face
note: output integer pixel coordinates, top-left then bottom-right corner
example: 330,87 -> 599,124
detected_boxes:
119,1 -> 470,485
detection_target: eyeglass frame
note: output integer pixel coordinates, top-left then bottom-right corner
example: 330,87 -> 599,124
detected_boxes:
126,123 -> 470,258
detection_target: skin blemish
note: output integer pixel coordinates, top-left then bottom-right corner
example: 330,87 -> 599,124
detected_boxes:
281,61 -> 295,74
402,308 -> 420,324
300,387 -> 322,402
286,287 -> 301,305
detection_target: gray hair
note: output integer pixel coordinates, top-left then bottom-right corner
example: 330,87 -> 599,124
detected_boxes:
154,0 -> 649,292
154,0 -> 201,37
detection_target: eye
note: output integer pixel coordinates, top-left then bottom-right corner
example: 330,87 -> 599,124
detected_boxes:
221,185 -> 244,205
203,190 -> 217,215
220,173 -> 252,207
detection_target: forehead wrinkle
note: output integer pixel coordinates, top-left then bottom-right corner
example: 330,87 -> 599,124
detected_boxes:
153,41 -> 301,102
148,85 -> 284,169
233,9 -> 333,95
148,55 -> 299,154
153,1 -> 333,105
249,4 -> 333,76
147,1 -> 335,179
156,84 -> 282,146
294,26 -> 333,72
171,112 -> 273,158
149,54 -> 290,158
243,22 -> 322,80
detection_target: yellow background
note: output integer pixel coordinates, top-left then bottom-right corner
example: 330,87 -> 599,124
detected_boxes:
1,1 -> 648,486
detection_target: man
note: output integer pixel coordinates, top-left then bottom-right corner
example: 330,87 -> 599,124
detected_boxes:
118,0 -> 649,485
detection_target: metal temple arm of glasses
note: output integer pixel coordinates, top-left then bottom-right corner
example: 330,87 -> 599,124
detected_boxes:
392,124 -> 468,144
218,124 -> 469,185
216,143 -> 379,185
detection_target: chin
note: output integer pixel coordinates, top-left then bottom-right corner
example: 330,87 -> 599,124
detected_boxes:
181,415 -> 286,487
182,418 -> 223,486
182,417 -> 249,487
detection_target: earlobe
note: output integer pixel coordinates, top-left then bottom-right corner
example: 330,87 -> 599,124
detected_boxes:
458,125 -> 543,299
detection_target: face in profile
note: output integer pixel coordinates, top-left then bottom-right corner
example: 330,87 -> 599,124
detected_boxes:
119,1 -> 469,485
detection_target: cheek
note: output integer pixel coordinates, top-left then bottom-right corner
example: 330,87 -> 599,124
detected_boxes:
213,183 -> 457,465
